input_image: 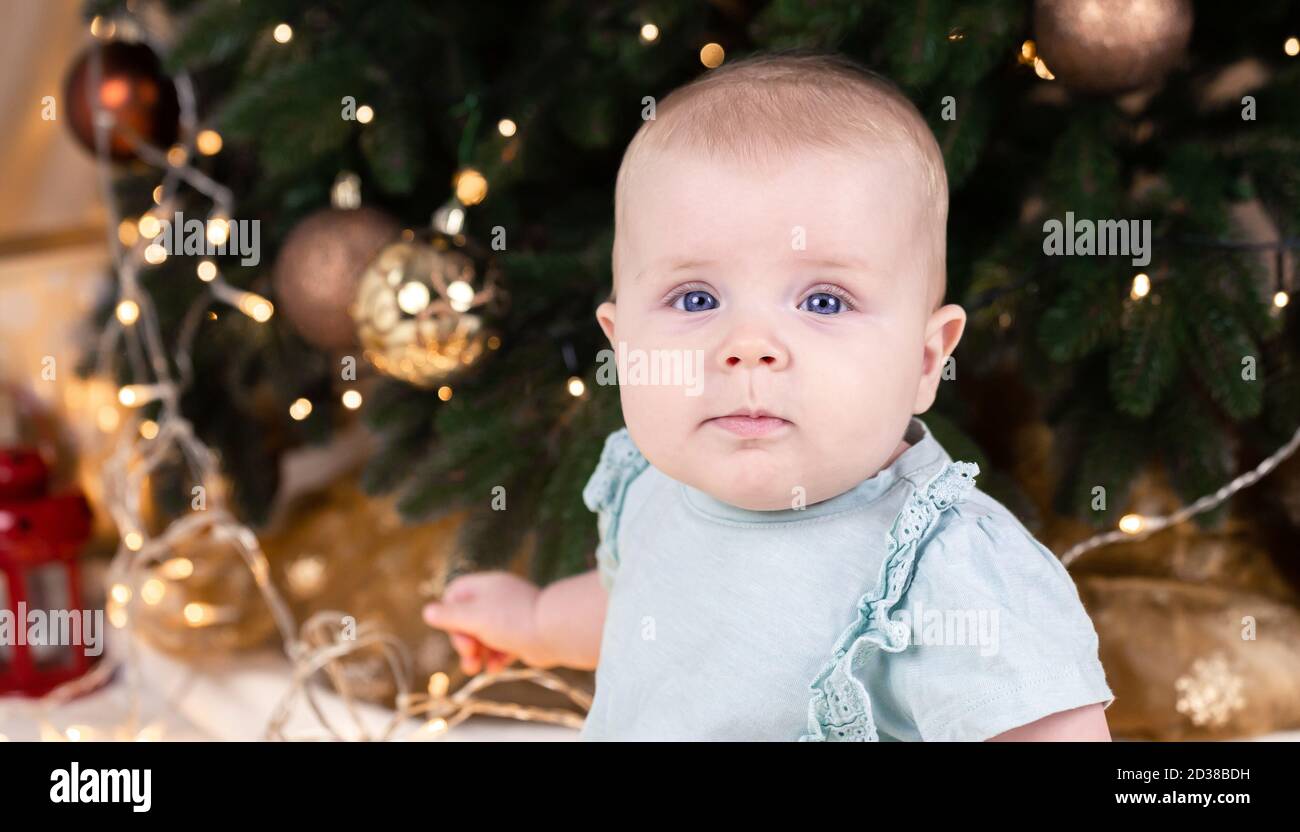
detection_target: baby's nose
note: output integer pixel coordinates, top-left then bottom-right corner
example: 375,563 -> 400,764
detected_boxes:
724,352 -> 779,368
720,334 -> 788,370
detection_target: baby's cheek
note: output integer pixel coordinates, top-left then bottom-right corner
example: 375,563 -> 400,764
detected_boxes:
620,383 -> 692,454
824,338 -> 917,425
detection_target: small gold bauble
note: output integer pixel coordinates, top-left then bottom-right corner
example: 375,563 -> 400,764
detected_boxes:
130,526 -> 277,656
1034,0 -> 1193,93
352,236 -> 501,388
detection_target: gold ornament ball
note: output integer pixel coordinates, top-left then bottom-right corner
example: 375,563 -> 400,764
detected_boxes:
273,206 -> 401,350
130,527 -> 277,657
352,237 -> 501,388
1034,0 -> 1193,93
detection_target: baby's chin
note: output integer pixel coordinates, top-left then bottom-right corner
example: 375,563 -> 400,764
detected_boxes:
672,450 -> 818,511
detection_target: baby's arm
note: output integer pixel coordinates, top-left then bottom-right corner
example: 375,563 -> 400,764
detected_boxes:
533,569 -> 608,670
986,703 -> 1111,742
422,568 -> 608,673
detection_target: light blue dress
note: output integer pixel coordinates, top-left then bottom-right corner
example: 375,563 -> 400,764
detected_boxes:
579,416 -> 1115,741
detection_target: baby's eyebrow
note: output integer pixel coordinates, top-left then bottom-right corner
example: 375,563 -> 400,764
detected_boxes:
635,257 -> 719,281
798,256 -> 872,273
633,255 -> 871,282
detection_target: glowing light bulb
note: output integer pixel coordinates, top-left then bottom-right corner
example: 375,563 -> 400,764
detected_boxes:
273,23 -> 293,43
640,23 -> 660,44
166,145 -> 188,167
183,602 -> 212,625
437,385 -> 453,401
90,15 -> 115,39
417,718 -> 449,738
139,419 -> 159,439
144,243 -> 168,264
118,219 -> 139,246
118,383 -> 166,409
236,291 -> 274,322
454,168 -> 488,206
497,118 -> 517,137
567,376 -> 586,397
123,530 -> 144,551
397,281 -> 432,314
138,214 -> 162,238
1130,273 -> 1151,300
115,299 -> 141,325
1119,514 -> 1144,535
289,398 -> 313,421
356,105 -> 374,124
1286,37 -> 1300,57
446,280 -> 475,312
206,216 -> 230,246
700,42 -> 725,68
141,578 -> 165,606
111,583 -> 132,605
341,389 -> 363,410
197,129 -> 223,155
161,557 -> 194,580
1274,290 -> 1290,308
197,260 -> 217,282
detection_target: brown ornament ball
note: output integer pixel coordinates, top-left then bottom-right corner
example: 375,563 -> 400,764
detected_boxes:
272,206 -> 401,351
63,40 -> 180,162
1034,0 -> 1193,94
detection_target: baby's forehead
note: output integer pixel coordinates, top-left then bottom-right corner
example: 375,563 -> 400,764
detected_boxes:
622,145 -> 932,248
613,148 -> 944,309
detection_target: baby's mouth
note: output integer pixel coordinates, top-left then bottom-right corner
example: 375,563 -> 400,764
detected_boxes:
704,409 -> 791,439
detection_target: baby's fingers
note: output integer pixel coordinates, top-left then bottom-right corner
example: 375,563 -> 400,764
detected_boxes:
483,649 -> 515,674
448,632 -> 484,674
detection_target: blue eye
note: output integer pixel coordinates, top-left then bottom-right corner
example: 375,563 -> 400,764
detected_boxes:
672,289 -> 719,312
800,292 -> 844,315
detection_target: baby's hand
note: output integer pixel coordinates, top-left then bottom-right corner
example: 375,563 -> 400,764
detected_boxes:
422,571 -> 549,674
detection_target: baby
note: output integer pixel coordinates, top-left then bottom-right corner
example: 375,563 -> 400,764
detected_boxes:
422,52 -> 1115,741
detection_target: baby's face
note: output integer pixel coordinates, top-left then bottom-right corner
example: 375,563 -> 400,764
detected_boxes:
599,146 -> 963,510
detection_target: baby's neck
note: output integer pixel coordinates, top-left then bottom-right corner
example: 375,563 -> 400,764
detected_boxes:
880,435 -> 912,472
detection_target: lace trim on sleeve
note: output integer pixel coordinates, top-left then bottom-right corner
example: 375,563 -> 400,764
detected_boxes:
798,460 -> 980,742
581,428 -> 650,581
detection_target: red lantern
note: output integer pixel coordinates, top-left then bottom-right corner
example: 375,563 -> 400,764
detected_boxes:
0,448 -> 97,697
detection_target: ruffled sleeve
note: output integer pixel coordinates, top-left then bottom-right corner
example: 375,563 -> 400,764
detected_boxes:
798,459 -> 981,741
800,463 -> 1115,741
881,510 -> 1115,741
581,427 -> 650,592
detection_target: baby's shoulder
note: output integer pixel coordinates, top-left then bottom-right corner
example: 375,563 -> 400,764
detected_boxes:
907,483 -> 1084,615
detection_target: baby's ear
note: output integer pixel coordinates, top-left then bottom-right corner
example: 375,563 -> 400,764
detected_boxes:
596,300 -> 618,346
913,303 -> 966,413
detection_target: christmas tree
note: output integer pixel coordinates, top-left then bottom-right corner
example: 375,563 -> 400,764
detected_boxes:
79,0 -> 1300,590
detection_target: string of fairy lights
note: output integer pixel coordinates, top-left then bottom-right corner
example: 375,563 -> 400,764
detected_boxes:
10,5 -> 1299,740
22,7 -> 592,742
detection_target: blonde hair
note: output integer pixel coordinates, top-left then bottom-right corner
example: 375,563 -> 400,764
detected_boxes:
611,51 -> 949,308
